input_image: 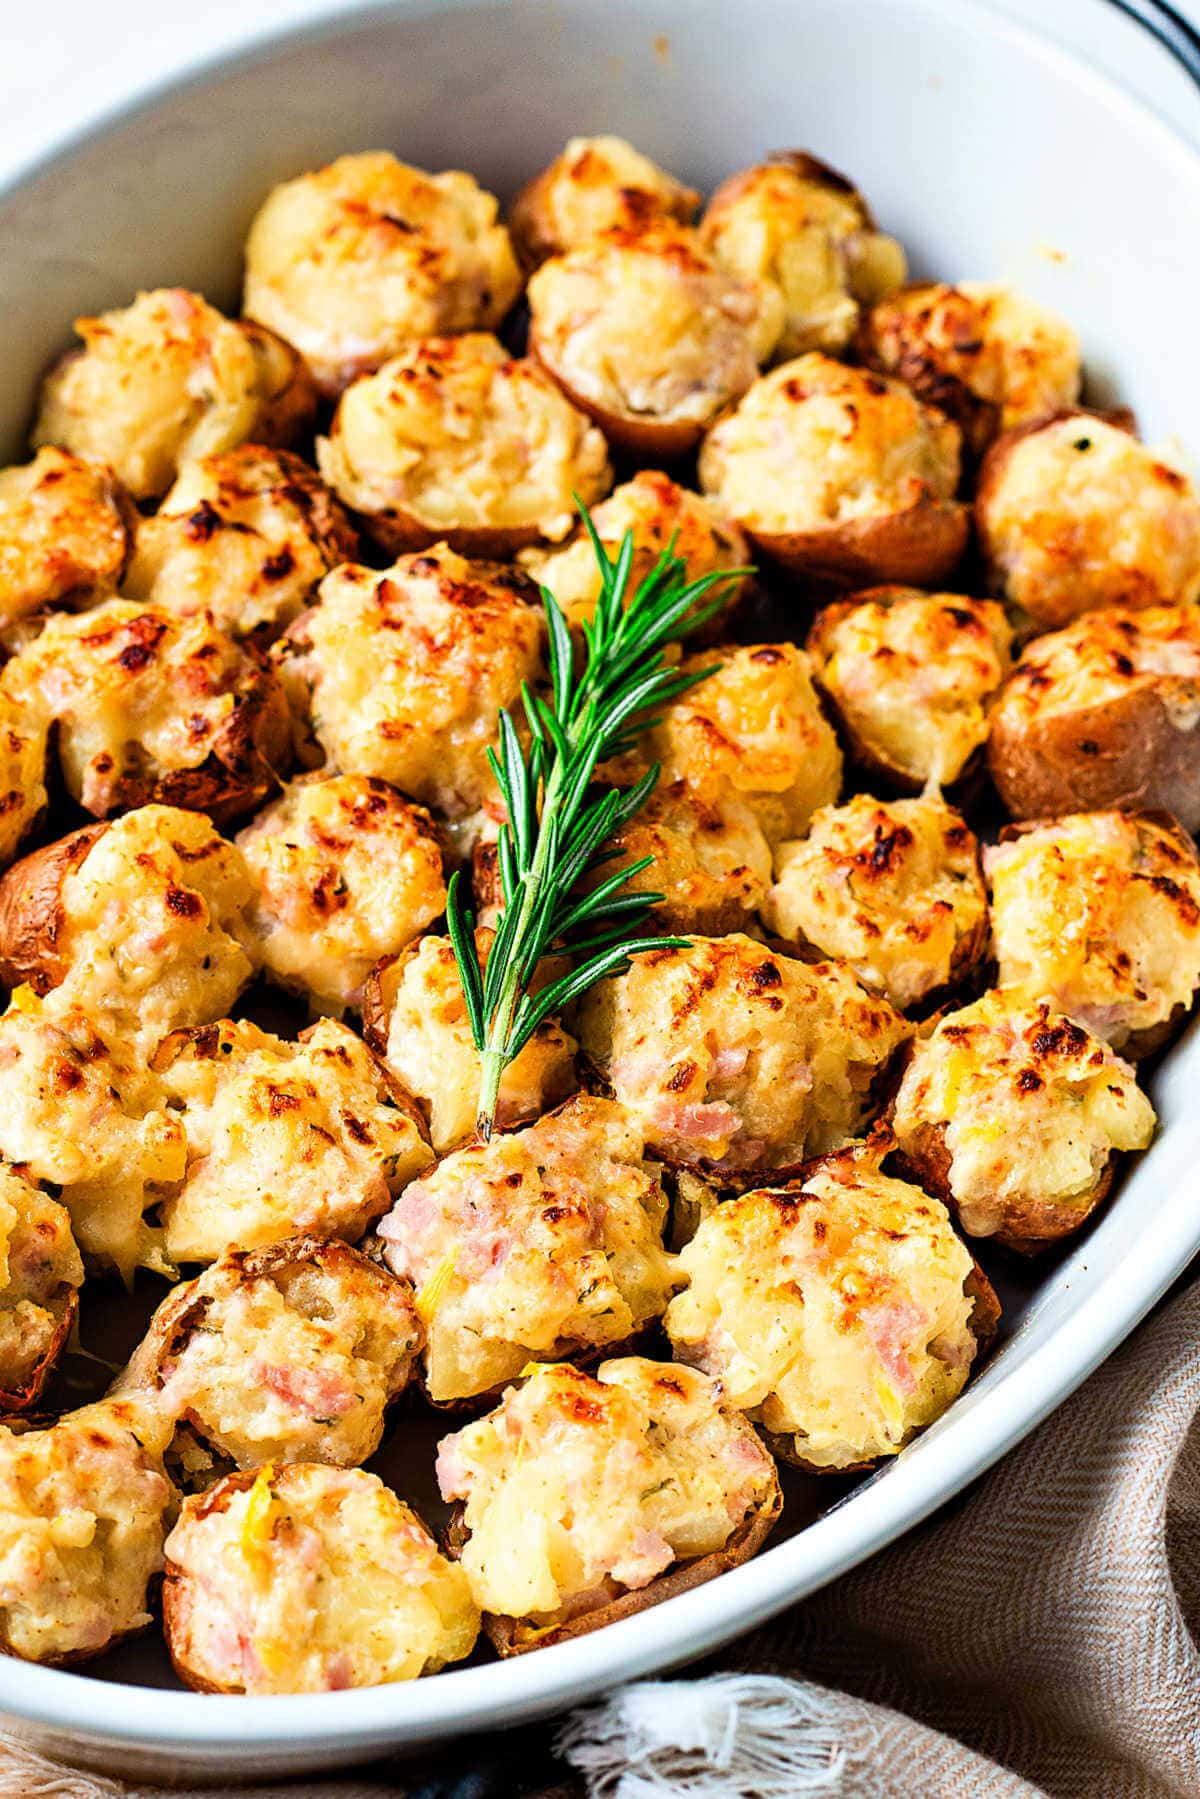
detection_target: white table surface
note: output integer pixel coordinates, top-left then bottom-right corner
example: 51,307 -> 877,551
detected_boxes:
0,0 -> 1197,189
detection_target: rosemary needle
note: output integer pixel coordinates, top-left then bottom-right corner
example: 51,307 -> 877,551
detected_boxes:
446,507 -> 749,1140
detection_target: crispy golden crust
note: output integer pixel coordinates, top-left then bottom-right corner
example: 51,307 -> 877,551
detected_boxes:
444,1471 -> 782,1655
0,823 -> 108,992
508,136 -> 699,271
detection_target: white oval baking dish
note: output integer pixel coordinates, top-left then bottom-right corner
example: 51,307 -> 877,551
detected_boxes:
1,0 -> 1199,1781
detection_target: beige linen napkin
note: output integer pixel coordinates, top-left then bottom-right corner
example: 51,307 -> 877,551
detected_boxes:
6,1275 -> 1199,1799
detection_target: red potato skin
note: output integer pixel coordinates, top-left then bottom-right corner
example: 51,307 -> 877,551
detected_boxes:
757,498 -> 969,591
0,821 -> 108,992
443,1469 -> 782,1656
0,1287 -> 78,1413
239,321 -> 320,449
987,681 -> 1200,832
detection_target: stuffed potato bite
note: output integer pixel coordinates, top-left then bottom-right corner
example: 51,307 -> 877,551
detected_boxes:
0,807 -> 259,1062
0,447 -> 133,639
698,353 -> 966,585
861,282 -> 1081,457
121,1236 -> 420,1470
0,1398 -> 175,1665
0,1168 -> 83,1411
153,1017 -> 432,1266
579,778 -> 773,938
5,599 -> 292,825
273,546 -> 544,819
528,225 -> 782,458
509,134 -> 699,270
807,587 -> 1013,791
317,333 -> 612,555
242,150 -> 521,396
237,773 -> 446,1015
665,1138 -> 996,1470
630,641 -> 843,846
436,1357 -> 780,1652
986,604 -> 1200,828
891,989 -> 1157,1252
523,470 -> 749,639
163,1464 -> 477,1692
32,289 -> 314,501
376,1094 -> 678,1404
700,150 -> 906,361
764,794 -> 987,1012
976,413 -> 1200,626
125,447 -> 358,643
0,995 -> 186,1278
575,935 -> 910,1179
985,810 -> 1200,1057
362,930 -> 578,1153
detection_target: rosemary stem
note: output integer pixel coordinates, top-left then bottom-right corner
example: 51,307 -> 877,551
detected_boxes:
475,755 -> 569,1139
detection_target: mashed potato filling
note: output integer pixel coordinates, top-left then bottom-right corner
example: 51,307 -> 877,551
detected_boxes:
243,150 -> 521,395
985,811 -> 1200,1049
128,1239 -> 420,1469
33,289 -> 288,500
576,935 -> 909,1175
238,773 -> 446,1014
165,1465 -> 478,1692
318,334 -> 612,542
0,996 -> 186,1278
525,470 -> 748,635
765,794 -> 986,1010
0,1398 -> 175,1663
865,282 -> 1080,443
634,641 -> 842,846
377,1095 -> 677,1403
809,588 -> 1012,786
436,1358 -> 776,1620
980,415 -> 1200,624
0,1169 -> 83,1400
665,1141 -> 980,1469
529,225 -> 782,429
126,447 -> 356,641
273,547 -> 544,818
701,155 -> 906,359
154,1017 -> 431,1265
699,353 -> 961,534
0,447 -> 130,634
892,990 -> 1156,1232
46,807 -> 259,1063
374,931 -> 577,1153
5,600 -> 288,818
514,135 -> 699,265
992,604 -> 1200,733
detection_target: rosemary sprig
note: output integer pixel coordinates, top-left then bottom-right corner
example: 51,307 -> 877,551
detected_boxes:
447,508 -> 748,1139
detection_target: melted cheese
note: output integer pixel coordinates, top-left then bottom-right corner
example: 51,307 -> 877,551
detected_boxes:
809,587 -> 1012,786
699,352 -> 961,534
243,150 -> 521,395
238,773 -> 446,1014
575,934 -> 910,1175
318,333 -> 611,543
164,1464 -> 477,1691
0,1169 -> 82,1398
986,811 -> 1200,1048
0,447 -> 129,634
666,1141 -> 978,1469
528,225 -> 782,430
436,1357 -> 775,1618
154,1017 -> 432,1264
765,793 -> 986,1009
513,135 -> 698,266
377,1095 -> 677,1403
